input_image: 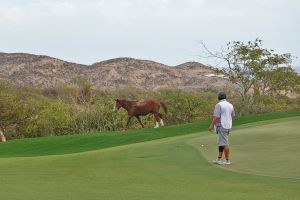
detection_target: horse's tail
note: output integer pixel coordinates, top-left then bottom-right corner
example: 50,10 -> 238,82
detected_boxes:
160,101 -> 168,114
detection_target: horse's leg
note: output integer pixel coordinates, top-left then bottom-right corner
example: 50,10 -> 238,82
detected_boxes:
124,115 -> 133,131
158,113 -> 164,126
135,116 -> 144,129
153,113 -> 160,128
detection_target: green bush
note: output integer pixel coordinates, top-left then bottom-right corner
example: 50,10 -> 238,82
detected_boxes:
0,80 -> 299,139
24,98 -> 75,137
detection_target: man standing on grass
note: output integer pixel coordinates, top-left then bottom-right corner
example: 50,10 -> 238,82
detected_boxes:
208,92 -> 235,165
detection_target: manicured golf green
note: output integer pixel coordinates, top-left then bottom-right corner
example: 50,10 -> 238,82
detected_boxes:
190,117 -> 300,179
0,116 -> 299,200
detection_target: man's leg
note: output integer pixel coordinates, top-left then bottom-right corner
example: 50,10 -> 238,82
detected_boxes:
216,127 -> 231,165
218,146 -> 224,159
213,146 -> 224,163
224,145 -> 229,160
222,144 -> 231,164
219,127 -> 231,164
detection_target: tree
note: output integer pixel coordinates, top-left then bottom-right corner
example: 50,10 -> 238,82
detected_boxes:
200,39 -> 298,112
260,66 -> 299,96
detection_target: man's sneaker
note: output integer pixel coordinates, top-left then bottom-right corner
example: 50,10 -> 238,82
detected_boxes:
213,158 -> 224,164
222,160 -> 231,165
212,158 -> 220,164
217,159 -> 225,165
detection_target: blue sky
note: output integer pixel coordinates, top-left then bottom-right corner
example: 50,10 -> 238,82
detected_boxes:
1,0 -> 300,71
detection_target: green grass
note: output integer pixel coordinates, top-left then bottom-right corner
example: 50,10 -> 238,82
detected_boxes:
189,117 -> 300,179
0,116 -> 299,200
0,111 -> 300,157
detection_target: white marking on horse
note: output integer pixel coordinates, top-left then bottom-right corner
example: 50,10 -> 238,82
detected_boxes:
159,119 -> 164,126
154,122 -> 159,128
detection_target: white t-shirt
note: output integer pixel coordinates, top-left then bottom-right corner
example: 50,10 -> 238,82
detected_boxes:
213,99 -> 235,129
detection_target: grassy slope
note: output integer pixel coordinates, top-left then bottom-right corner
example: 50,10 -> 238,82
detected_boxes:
0,117 -> 299,200
0,111 -> 300,157
189,117 -> 300,179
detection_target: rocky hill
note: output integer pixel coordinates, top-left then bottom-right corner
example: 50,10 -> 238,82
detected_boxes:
0,52 -> 232,90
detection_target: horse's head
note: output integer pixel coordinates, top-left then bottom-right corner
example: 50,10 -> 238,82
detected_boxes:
113,99 -> 122,112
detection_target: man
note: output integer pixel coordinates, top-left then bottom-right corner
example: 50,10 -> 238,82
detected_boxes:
208,92 -> 235,165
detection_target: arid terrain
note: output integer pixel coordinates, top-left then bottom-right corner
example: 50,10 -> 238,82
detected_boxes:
0,52 -> 231,90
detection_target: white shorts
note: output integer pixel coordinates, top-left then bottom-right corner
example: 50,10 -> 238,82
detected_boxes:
216,126 -> 229,146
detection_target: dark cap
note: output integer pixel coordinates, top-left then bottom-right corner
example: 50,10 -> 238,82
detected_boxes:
218,92 -> 226,100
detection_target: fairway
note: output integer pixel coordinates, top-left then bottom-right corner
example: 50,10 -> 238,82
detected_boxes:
0,117 -> 300,200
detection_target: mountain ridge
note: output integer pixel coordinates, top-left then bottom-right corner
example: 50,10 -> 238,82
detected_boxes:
0,52 -> 231,90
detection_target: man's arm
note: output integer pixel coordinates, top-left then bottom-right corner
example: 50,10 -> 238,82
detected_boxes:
232,107 -> 235,124
209,103 -> 221,132
208,116 -> 219,132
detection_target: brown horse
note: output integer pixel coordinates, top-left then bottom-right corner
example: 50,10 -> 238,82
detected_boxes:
113,99 -> 168,130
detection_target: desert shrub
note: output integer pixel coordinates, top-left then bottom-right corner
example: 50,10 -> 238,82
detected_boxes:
0,81 -> 75,138
24,98 -> 75,137
0,80 -> 299,139
155,89 -> 215,124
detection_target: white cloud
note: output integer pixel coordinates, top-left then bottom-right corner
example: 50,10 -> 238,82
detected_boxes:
0,0 -> 300,66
